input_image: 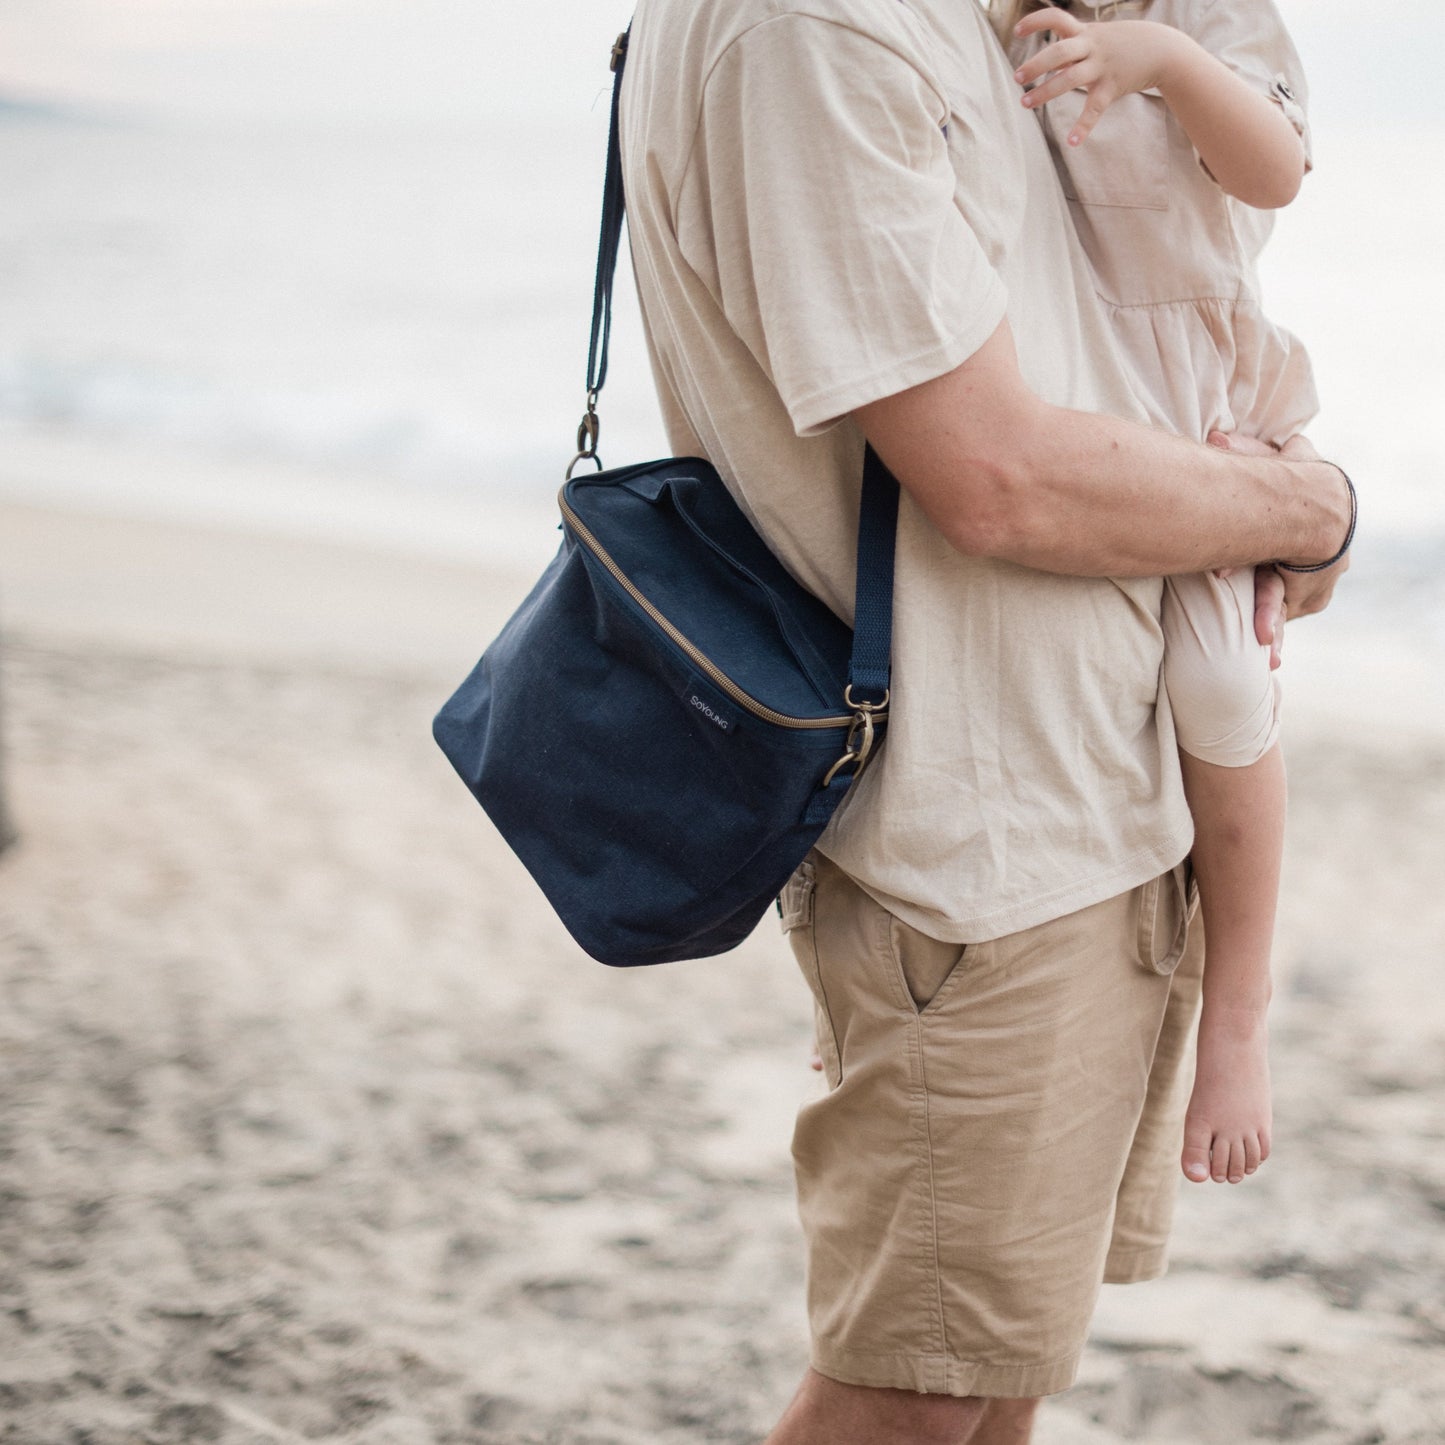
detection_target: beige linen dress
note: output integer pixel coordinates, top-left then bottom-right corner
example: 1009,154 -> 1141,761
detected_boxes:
1014,0 -> 1317,766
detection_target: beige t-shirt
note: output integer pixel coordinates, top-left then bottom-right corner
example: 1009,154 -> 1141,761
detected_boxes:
1013,0 -> 1318,445
621,0 -> 1194,942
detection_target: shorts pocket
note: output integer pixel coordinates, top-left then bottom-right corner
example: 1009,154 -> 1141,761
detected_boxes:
887,916 -> 969,1014
1134,860 -> 1198,977
778,857 -> 816,933
1046,88 -> 1170,210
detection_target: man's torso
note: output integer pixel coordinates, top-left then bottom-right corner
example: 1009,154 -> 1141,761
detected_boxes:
621,0 -> 1192,941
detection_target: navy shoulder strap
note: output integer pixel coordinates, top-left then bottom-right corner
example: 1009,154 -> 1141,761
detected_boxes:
583,25 -> 897,709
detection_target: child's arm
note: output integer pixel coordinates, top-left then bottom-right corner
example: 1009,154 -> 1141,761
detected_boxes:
1014,7 -> 1306,209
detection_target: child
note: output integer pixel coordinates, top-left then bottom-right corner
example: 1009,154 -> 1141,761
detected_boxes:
998,0 -> 1318,1187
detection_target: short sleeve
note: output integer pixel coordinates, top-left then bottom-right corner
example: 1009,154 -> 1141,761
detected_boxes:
676,14 -> 1008,436
1186,0 -> 1312,169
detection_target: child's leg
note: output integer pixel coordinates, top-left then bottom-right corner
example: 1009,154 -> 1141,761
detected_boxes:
1178,744 -> 1282,1184
1162,569 -> 1283,1185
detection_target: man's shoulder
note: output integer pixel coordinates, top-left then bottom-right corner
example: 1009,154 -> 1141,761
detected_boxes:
632,0 -> 972,77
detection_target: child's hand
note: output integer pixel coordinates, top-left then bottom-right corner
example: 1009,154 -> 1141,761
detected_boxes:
1013,8 -> 1182,147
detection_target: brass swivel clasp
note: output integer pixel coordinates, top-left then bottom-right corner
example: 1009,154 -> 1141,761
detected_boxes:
565,389 -> 604,479
822,687 -> 889,788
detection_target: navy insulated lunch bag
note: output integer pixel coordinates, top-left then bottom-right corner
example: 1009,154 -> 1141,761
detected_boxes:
432,28 -> 898,966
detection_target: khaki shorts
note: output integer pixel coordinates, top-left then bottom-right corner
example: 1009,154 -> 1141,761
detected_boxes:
780,853 -> 1203,1399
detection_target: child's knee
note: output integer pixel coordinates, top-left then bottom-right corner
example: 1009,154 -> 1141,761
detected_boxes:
1162,570 -> 1281,768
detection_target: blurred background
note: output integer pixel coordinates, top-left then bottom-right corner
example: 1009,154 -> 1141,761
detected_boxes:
0,0 -> 649,570
1,0 -> 1442,706
0,0 -> 1440,578
0,4 -> 1442,1444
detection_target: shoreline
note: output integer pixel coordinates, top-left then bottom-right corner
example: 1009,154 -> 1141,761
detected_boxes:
4,483 -> 1443,750
0,495 -> 542,678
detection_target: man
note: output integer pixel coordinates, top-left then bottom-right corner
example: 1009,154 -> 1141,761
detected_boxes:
617,0 -> 1350,1440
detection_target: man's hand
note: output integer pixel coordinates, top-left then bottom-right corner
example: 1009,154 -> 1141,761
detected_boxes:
1013,8 -> 1181,147
1251,565 -> 1286,671
1207,431 -> 1350,669
1271,434 -> 1352,618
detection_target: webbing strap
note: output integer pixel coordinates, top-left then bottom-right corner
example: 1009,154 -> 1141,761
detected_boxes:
849,444 -> 898,702
584,27 -> 629,399
589,25 -> 898,707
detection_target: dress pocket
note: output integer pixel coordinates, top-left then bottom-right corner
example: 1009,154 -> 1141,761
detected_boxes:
1045,88 -> 1170,210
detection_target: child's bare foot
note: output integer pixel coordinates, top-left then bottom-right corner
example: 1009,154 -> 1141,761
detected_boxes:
1181,1010 -> 1271,1184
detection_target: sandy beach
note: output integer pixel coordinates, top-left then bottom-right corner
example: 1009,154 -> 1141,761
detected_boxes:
0,499 -> 1441,1445
2,0 -> 1441,1434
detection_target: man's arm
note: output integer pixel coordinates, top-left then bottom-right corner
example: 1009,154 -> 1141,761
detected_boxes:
853,318 -> 1351,614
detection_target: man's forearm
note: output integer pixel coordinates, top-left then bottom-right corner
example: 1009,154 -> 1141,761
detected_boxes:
854,319 -> 1350,578
972,401 -> 1346,577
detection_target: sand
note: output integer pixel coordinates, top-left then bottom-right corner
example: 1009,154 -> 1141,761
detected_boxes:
0,500 -> 1442,1444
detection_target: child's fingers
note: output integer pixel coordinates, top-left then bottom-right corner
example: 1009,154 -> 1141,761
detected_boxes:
1021,63 -> 1098,110
1013,35 -> 1090,88
1066,83 -> 1121,146
1014,6 -> 1083,40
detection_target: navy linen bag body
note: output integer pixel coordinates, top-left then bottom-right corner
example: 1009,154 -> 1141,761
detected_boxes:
433,29 -> 899,967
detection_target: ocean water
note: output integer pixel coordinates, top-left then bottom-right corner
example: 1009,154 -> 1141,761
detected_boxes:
0,0 -> 657,515
0,0 -> 1441,619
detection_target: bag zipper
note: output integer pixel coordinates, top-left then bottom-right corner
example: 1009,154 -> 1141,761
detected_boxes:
557,488 -> 861,731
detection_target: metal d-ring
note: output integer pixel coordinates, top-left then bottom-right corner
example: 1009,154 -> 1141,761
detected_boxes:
843,684 -> 889,713
565,450 -> 605,480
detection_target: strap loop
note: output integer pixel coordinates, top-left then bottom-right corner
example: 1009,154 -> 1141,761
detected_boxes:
847,444 -> 898,704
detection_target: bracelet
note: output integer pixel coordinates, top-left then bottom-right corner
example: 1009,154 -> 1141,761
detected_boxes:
1276,463 -> 1357,574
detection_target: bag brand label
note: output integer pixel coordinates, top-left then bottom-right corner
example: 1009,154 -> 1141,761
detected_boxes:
688,693 -> 732,731
678,674 -> 739,735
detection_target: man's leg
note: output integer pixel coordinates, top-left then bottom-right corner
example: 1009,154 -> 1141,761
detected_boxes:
764,1369 -> 986,1445
972,1396 -> 1042,1444
764,1371 -> 1043,1445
